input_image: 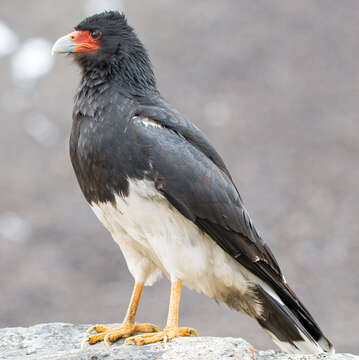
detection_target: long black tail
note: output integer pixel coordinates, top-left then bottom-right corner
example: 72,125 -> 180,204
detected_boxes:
255,284 -> 334,354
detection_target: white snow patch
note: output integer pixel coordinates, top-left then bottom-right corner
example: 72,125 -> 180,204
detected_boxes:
85,0 -> 124,15
0,21 -> 18,57
24,113 -> 59,147
0,212 -> 31,242
11,38 -> 54,87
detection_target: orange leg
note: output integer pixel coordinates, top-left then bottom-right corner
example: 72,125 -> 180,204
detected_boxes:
125,280 -> 198,345
83,282 -> 161,347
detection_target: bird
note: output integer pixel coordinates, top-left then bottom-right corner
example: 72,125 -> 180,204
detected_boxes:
52,11 -> 334,354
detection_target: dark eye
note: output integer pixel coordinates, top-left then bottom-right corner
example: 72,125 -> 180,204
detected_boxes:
90,30 -> 102,40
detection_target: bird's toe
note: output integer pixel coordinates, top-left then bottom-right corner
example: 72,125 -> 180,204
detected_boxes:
82,322 -> 162,347
125,326 -> 198,346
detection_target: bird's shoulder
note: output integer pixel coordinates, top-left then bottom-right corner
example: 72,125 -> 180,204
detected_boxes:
133,96 -> 233,181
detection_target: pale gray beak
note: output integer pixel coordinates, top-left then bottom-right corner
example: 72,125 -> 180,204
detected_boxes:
51,34 -> 76,55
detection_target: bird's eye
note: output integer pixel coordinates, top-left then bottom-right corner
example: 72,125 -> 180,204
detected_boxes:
90,30 -> 102,40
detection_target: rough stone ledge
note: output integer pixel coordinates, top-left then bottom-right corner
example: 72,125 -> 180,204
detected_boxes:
0,323 -> 357,360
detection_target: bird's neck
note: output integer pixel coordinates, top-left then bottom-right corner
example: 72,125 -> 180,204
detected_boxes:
78,55 -> 158,98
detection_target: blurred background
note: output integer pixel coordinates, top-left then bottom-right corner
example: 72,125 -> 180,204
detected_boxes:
0,0 -> 358,353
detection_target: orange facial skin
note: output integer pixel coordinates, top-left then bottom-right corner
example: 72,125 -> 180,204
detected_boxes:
68,30 -> 101,53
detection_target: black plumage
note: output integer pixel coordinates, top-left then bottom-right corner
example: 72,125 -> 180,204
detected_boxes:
59,11 -> 334,353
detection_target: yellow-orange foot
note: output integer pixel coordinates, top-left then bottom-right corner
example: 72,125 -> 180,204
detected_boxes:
124,326 -> 198,346
83,323 -> 162,347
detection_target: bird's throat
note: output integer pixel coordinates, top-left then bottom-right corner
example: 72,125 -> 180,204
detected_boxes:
76,54 -> 157,98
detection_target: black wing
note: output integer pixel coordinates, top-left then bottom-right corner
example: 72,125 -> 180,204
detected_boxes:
134,103 -> 283,283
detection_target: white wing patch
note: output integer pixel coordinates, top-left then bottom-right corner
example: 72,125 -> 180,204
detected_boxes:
133,116 -> 163,129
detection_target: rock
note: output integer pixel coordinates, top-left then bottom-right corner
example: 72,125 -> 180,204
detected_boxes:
0,323 -> 357,360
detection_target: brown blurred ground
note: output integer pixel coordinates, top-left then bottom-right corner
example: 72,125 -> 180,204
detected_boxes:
0,0 -> 358,353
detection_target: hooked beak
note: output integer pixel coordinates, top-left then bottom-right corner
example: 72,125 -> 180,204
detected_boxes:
51,33 -> 76,55
52,30 -> 100,55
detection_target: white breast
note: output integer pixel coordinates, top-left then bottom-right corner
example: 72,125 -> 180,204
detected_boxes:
90,178 -> 261,315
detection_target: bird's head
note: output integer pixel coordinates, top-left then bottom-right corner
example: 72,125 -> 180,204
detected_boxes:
52,11 -> 156,92
52,11 -> 138,60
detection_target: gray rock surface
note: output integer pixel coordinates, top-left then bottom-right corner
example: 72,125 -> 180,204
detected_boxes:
0,323 -> 357,360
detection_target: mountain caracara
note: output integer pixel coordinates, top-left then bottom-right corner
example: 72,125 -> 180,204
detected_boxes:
52,11 -> 334,354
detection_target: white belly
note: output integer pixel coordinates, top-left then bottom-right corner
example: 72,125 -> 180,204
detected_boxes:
90,179 -> 260,314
